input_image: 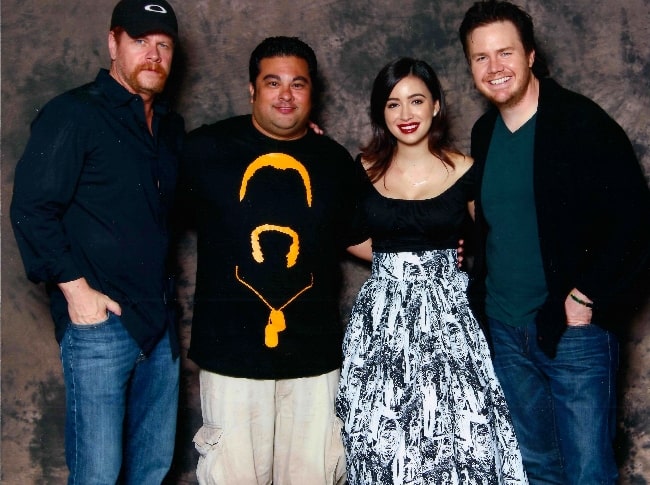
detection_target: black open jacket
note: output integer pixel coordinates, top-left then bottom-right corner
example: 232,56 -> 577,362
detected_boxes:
468,78 -> 650,357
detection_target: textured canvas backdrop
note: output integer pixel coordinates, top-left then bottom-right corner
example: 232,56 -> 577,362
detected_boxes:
2,0 -> 649,483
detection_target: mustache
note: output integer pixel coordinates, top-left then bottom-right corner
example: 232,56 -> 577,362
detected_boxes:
138,63 -> 166,75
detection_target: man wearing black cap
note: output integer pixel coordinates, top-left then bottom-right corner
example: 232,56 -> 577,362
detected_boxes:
10,0 -> 184,482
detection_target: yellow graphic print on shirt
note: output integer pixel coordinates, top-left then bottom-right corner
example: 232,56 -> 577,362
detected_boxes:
251,224 -> 300,268
237,153 -> 314,348
240,152 -> 312,206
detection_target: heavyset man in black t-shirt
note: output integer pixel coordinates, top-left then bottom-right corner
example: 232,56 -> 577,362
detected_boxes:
181,36 -> 358,484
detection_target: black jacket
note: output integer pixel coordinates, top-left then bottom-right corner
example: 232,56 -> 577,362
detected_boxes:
469,78 -> 650,357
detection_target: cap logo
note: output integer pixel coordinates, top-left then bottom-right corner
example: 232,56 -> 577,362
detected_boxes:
144,4 -> 168,14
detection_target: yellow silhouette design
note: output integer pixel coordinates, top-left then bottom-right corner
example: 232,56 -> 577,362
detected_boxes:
235,266 -> 313,348
237,153 -> 314,348
240,153 -> 312,206
251,224 -> 300,268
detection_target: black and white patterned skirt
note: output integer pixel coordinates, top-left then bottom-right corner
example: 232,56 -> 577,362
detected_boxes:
336,249 -> 528,485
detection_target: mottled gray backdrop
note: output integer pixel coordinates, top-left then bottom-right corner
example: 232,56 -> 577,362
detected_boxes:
2,1 -> 649,483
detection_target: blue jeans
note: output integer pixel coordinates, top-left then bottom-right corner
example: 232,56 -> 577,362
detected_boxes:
488,318 -> 618,485
60,312 -> 179,484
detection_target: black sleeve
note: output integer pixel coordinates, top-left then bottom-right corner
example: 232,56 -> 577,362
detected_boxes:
340,153 -> 371,248
10,96 -> 88,284
574,110 -> 650,308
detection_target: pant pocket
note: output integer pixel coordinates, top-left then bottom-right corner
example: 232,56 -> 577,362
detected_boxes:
326,416 -> 347,485
194,424 -> 230,485
193,423 -> 223,456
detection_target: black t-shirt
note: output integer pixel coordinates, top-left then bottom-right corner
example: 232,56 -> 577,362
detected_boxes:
181,115 -> 358,379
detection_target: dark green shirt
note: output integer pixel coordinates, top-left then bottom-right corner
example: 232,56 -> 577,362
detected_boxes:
482,114 -> 548,327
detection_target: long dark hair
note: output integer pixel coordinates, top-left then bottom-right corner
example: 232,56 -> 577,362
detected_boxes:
361,57 -> 460,182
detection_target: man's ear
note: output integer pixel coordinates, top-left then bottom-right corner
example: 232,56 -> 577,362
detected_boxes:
108,31 -> 118,61
249,83 -> 255,103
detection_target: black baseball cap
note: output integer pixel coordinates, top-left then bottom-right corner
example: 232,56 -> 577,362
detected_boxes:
110,0 -> 178,39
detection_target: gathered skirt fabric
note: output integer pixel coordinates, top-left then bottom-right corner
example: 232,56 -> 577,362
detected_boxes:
336,249 -> 528,485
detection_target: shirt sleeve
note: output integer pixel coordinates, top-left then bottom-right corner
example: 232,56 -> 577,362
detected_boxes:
10,96 -> 88,284
573,110 -> 650,308
340,154 -> 371,248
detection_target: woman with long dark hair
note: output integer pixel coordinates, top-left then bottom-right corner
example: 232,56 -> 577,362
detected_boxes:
336,58 -> 527,484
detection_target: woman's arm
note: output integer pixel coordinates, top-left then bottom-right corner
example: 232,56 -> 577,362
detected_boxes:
347,239 -> 373,262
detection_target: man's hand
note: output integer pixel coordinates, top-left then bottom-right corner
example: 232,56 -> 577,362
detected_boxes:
58,277 -> 122,324
565,288 -> 592,326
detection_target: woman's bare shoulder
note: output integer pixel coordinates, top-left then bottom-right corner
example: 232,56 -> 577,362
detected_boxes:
447,152 -> 473,177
